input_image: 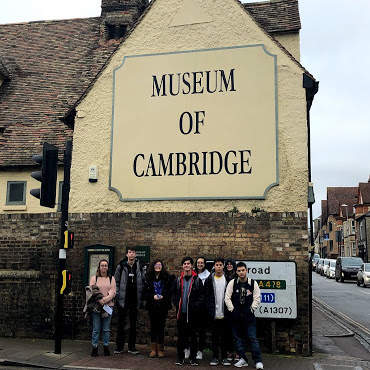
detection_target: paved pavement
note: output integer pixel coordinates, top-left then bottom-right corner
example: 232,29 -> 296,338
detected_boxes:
1,304 -> 370,370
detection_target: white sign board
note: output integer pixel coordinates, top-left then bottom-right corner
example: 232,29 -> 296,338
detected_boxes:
240,261 -> 297,319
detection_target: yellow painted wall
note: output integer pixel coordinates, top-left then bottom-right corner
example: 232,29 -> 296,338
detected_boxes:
274,32 -> 300,61
0,169 -> 64,213
70,0 -> 308,213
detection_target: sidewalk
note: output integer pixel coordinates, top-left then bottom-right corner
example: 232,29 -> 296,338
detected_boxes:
0,305 -> 370,370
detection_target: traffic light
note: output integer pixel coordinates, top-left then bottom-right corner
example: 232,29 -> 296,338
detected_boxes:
30,142 -> 58,208
60,270 -> 72,295
64,231 -> 74,249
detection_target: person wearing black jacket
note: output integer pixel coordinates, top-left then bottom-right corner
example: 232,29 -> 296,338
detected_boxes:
144,259 -> 174,358
172,256 -> 204,366
205,258 -> 231,366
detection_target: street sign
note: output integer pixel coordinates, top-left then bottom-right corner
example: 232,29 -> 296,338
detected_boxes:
240,260 -> 297,319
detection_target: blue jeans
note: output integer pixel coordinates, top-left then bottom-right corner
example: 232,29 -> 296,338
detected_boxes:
231,315 -> 262,364
92,312 -> 112,347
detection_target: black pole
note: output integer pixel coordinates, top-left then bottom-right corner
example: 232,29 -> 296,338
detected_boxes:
54,140 -> 72,354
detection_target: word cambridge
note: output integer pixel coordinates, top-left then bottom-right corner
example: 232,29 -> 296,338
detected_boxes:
132,68 -> 254,178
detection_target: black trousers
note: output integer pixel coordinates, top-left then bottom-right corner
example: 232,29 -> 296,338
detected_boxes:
211,318 -> 229,359
177,313 -> 198,360
116,303 -> 138,350
148,309 -> 168,344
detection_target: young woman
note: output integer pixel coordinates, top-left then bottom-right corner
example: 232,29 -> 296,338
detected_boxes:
89,259 -> 116,357
144,259 -> 173,358
193,256 -> 210,360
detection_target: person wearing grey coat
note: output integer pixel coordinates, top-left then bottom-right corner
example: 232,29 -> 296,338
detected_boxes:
114,247 -> 145,354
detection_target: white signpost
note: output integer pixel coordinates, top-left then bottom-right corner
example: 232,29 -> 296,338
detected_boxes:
240,260 -> 297,319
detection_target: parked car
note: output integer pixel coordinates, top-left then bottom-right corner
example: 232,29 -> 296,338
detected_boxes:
321,259 -> 331,276
311,253 -> 320,271
316,258 -> 325,274
356,263 -> 370,287
335,257 -> 364,282
326,260 -> 336,279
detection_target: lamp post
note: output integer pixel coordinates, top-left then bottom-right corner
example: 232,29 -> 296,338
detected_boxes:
342,204 -> 348,257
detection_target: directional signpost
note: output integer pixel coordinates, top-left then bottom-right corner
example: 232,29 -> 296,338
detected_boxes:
240,261 -> 297,319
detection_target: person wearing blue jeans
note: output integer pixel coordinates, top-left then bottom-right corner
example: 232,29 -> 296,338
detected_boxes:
89,259 -> 116,357
225,262 -> 264,369
92,312 -> 113,349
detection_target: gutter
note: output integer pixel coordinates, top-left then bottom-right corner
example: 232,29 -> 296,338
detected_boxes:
303,73 -> 319,356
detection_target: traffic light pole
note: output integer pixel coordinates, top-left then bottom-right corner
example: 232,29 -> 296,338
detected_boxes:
54,140 -> 72,354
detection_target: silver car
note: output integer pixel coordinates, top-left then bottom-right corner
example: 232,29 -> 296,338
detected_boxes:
326,260 -> 336,279
357,263 -> 370,287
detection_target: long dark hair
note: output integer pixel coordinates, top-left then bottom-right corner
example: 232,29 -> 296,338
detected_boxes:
147,259 -> 169,280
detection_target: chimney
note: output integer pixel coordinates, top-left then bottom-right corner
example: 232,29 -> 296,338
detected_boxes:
100,0 -> 149,42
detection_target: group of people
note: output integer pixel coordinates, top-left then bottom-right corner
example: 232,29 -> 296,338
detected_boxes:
85,247 -> 264,369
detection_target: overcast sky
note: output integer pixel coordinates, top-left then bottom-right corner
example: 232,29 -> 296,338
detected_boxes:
1,0 -> 369,220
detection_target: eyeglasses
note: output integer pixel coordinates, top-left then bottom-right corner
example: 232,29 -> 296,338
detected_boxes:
154,263 -> 162,267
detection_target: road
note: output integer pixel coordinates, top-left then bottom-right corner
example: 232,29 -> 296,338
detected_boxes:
312,271 -> 370,337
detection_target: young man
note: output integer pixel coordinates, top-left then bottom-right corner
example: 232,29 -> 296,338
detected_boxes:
114,247 -> 145,355
172,256 -> 204,366
205,258 -> 231,366
225,262 -> 264,369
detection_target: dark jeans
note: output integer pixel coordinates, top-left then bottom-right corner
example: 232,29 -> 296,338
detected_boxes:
211,318 -> 229,359
231,315 -> 262,364
116,303 -> 138,350
148,309 -> 168,344
197,309 -> 208,352
177,313 -> 198,360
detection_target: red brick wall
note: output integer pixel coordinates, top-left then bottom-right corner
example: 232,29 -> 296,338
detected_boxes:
0,211 -> 310,355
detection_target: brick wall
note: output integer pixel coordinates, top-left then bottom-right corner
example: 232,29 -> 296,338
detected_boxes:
0,213 -> 60,337
0,211 -> 310,355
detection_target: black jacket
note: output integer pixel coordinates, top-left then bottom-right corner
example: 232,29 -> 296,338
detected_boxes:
172,271 -> 204,321
204,272 -> 231,319
144,274 -> 174,312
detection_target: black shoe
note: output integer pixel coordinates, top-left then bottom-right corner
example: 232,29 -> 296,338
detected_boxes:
114,347 -> 123,354
176,358 -> 185,365
91,346 -> 98,357
190,359 -> 199,366
104,346 -> 110,356
128,347 -> 139,354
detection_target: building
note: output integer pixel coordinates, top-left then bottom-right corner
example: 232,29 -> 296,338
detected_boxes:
355,180 -> 370,262
0,0 -> 317,355
319,187 -> 357,258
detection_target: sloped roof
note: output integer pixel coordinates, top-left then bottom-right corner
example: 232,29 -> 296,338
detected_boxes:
0,60 -> 10,80
327,187 -> 358,216
0,17 -> 118,167
244,0 -> 301,34
0,0 -> 306,167
358,182 -> 370,204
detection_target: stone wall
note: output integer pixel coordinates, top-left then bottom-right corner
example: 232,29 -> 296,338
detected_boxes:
0,211 -> 310,354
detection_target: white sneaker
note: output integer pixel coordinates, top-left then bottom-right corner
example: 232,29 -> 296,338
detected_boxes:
255,362 -> 263,369
184,349 -> 190,359
196,351 -> 203,360
234,358 -> 248,368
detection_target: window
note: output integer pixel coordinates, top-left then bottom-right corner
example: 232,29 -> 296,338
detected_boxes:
329,240 -> 333,251
329,221 -> 333,232
351,220 -> 355,235
6,181 -> 26,205
360,222 -> 364,240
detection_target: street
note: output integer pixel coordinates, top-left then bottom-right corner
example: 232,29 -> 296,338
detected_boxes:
312,271 -> 370,331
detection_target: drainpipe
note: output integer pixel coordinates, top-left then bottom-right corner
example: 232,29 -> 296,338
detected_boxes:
303,73 -> 319,356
